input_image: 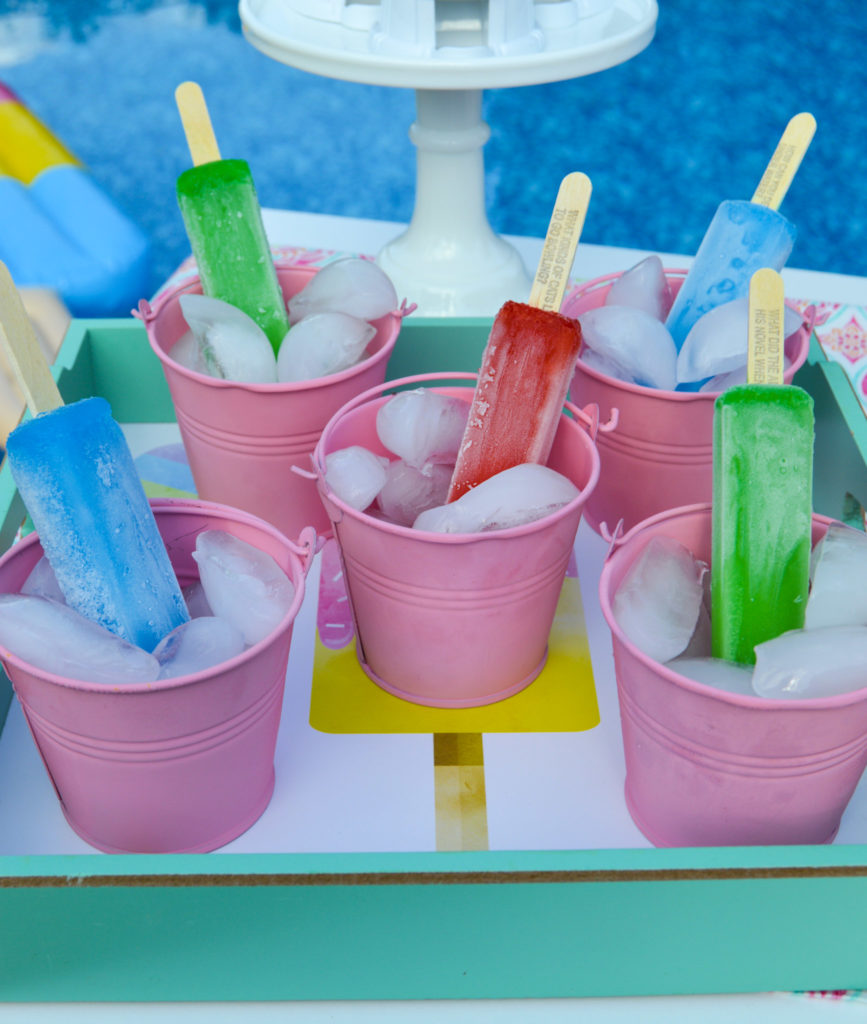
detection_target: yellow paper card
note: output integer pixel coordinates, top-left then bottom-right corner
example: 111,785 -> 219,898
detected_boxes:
309,540 -> 599,735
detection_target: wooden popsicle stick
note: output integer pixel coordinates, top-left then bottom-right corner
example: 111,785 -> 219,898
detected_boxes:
0,261 -> 63,416
750,112 -> 816,211
747,268 -> 786,386
175,81 -> 221,166
528,172 -> 592,311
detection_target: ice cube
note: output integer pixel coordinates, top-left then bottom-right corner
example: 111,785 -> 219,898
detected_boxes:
612,535 -> 705,663
605,255 -> 673,320
0,593 -> 159,684
805,522 -> 867,629
376,460 -> 452,527
578,305 -> 678,390
677,298 -> 804,385
276,312 -> 375,383
192,530 -> 296,647
681,596 -> 712,658
324,446 -> 389,511
183,580 -> 213,618
21,555 -> 65,603
179,293 -> 278,383
375,389 -> 469,469
579,346 -> 628,379
413,463 -> 578,534
753,626 -> 867,699
667,655 -> 755,695
153,615 -> 246,679
169,329 -> 209,375
287,257 -> 398,324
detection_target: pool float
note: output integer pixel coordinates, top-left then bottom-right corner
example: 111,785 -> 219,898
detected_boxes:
0,82 -> 151,317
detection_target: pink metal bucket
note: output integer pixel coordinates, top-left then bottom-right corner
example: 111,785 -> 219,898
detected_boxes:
138,261 -> 404,541
0,499 -> 315,854
564,270 -> 811,536
311,372 -> 604,708
599,503 -> 867,848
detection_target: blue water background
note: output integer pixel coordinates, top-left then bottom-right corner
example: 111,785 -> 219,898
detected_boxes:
0,0 -> 864,297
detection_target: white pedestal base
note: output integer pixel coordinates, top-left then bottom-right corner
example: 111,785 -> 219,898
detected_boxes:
376,88 -> 531,316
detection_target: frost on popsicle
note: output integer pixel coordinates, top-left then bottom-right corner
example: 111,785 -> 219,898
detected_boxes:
287,257 -> 398,324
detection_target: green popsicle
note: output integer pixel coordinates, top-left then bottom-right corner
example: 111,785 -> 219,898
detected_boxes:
175,81 -> 289,354
710,268 -> 814,665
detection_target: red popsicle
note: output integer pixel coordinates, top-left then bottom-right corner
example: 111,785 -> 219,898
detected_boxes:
448,172 -> 591,501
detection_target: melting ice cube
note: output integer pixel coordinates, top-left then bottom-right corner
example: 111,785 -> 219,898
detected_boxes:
0,593 -> 159,684
375,388 -> 469,469
579,346 -> 628,379
753,625 -> 867,699
169,329 -> 209,376
192,530 -> 296,647
276,312 -> 375,383
376,460 -> 452,527
578,305 -> 678,390
153,616 -> 246,679
667,655 -> 755,695
413,463 -> 578,534
179,293 -> 278,383
288,258 -> 398,324
605,255 -> 673,321
612,535 -> 705,663
324,446 -> 389,511
806,522 -> 867,629
677,298 -> 804,385
21,555 -> 66,603
183,580 -> 213,618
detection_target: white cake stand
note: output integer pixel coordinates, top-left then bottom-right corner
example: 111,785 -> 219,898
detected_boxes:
240,0 -> 658,314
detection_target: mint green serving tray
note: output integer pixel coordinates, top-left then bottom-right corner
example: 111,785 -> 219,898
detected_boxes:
1,318 -> 867,1003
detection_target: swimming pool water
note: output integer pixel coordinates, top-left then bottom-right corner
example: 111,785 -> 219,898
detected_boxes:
0,0 -> 864,299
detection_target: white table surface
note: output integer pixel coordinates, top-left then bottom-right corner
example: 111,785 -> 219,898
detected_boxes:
4,211 -> 867,1020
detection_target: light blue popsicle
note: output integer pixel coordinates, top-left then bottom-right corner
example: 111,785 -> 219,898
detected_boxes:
665,199 -> 796,352
6,397 -> 189,652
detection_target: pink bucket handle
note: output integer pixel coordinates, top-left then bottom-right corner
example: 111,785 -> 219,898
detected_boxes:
290,525 -> 322,573
564,399 -> 619,440
600,518 -> 626,558
131,298 -> 153,324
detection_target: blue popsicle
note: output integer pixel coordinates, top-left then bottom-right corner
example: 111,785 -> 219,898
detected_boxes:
665,113 -> 815,359
0,261 -> 188,652
665,199 -> 796,352
6,397 -> 190,651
